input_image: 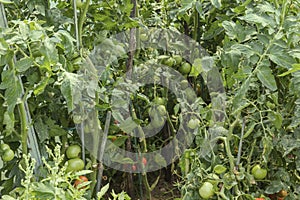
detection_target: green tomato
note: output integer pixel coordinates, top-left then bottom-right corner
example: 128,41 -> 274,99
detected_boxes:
179,62 -> 191,74
154,97 -> 165,105
180,79 -> 189,90
157,105 -> 167,116
66,145 -> 81,159
251,164 -> 267,180
2,149 -> 14,162
66,158 -> 85,172
199,182 -> 214,199
140,33 -> 148,41
163,57 -> 175,67
0,144 -> 10,152
188,118 -> 200,129
76,0 -> 85,8
152,117 -> 165,128
185,88 -> 196,103
173,55 -> 183,65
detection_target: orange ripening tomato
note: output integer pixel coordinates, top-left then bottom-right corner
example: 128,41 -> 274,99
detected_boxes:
74,175 -> 88,189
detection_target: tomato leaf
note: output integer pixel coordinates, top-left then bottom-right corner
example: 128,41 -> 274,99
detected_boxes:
278,63 -> 300,77
256,64 -> 277,91
0,0 -> 13,4
15,57 -> 33,72
97,183 -> 110,199
210,0 -> 222,9
213,164 -> 227,174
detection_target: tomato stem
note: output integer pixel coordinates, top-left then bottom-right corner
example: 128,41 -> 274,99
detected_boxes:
19,100 -> 28,155
78,0 -> 90,49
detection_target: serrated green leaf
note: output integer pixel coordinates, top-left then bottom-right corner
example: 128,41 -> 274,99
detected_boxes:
232,77 -> 250,112
214,164 -> 227,174
1,195 -> 16,200
268,111 -> 282,129
239,13 -> 276,27
231,44 -> 254,56
60,72 -> 83,112
256,65 -> 277,91
210,0 -> 222,9
190,58 -> 203,77
278,63 -> 300,77
3,111 -> 14,135
265,180 -> 285,194
97,183 -> 110,199
222,21 -> 237,39
0,0 -> 13,4
268,45 -> 296,69
34,76 -> 50,96
15,57 -> 33,72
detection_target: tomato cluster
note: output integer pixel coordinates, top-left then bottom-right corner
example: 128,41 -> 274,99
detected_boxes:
65,144 -> 85,172
161,55 -> 191,76
0,143 -> 14,162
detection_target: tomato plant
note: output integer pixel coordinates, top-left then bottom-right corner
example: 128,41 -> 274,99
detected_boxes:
0,0 -> 299,199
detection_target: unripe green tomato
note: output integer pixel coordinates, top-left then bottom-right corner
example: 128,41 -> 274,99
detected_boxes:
76,0 -> 85,8
173,55 -> 183,65
0,144 -> 10,152
66,145 -> 81,159
152,116 -> 165,128
251,164 -> 267,180
140,34 -> 147,41
163,57 -> 175,67
2,149 -> 14,162
179,62 -> 191,74
199,182 -> 214,199
154,97 -> 165,105
180,79 -> 189,89
66,158 -> 85,172
188,118 -> 200,129
157,105 -> 167,116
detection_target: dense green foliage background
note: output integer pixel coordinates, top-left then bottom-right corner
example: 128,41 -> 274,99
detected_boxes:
0,0 -> 299,199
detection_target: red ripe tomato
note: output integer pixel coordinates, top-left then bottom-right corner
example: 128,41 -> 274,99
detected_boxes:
142,157 -> 147,166
74,175 -> 88,189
